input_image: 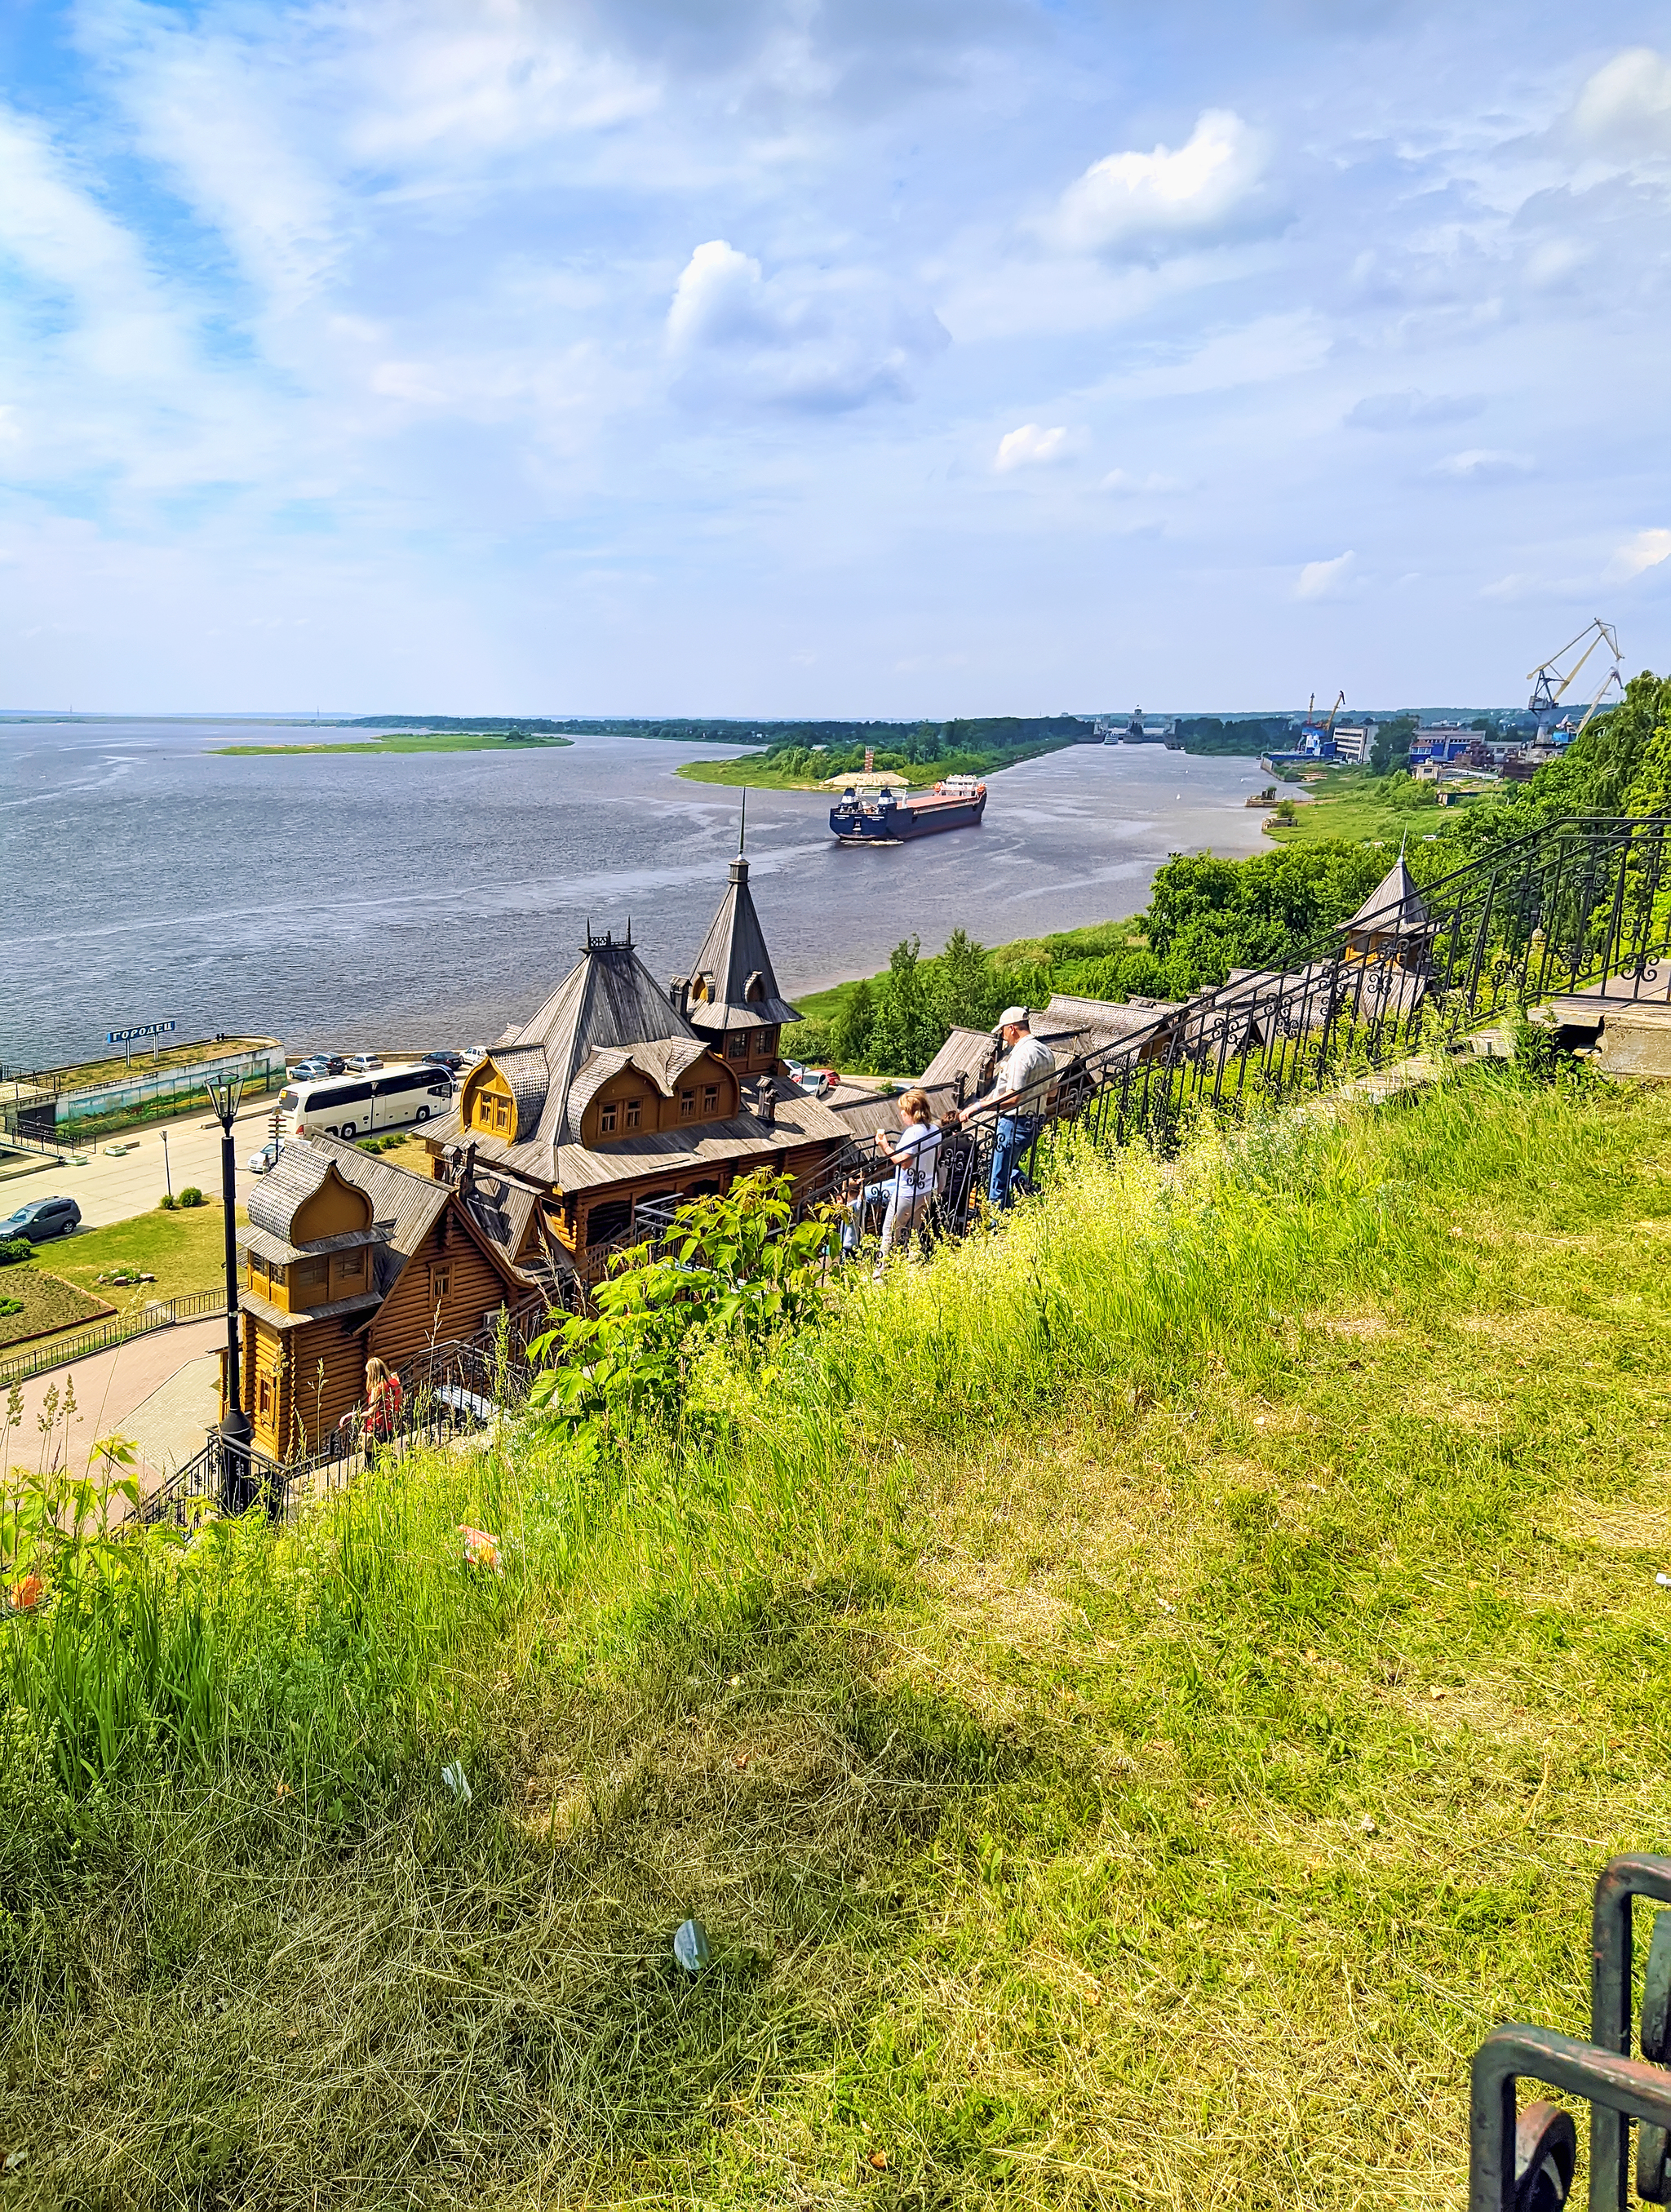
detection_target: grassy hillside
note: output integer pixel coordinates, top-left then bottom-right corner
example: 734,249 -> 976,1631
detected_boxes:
5,1068 -> 1669,2205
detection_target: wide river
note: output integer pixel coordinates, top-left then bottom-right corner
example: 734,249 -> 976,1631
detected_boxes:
1,720 -> 1274,1067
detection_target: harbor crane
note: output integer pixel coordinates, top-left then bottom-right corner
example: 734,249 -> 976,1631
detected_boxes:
1527,620 -> 1623,740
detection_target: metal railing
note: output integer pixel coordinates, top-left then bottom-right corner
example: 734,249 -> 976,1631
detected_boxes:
1470,1851 -> 1671,2212
776,812 -> 1671,1234
0,1286 -> 228,1393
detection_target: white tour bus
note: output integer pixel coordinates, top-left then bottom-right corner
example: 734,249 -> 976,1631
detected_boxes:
276,1064 -> 454,1144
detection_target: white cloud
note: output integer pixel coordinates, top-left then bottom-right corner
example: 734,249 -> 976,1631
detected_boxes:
1296,551 -> 1355,600
1429,449 -> 1534,481
1101,469 -> 1179,494
994,423 -> 1073,471
1607,528 -> 1671,580
1048,109 -> 1271,260
1570,47 -> 1671,159
667,240 -> 947,410
1346,390 -> 1486,431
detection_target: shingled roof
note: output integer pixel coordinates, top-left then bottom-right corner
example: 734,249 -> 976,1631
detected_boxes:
490,933 -> 704,1150
1345,853 -> 1429,937
679,856 -> 801,1035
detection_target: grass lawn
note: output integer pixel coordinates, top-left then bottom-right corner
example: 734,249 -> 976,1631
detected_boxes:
1263,765 -> 1452,849
7,1067 -> 1670,2206
676,756 -> 829,791
0,1265 -> 113,1348
215,732 -> 574,756
41,1201 -> 246,1311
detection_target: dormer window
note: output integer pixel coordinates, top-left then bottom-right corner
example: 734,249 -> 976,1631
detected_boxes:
679,1088 -> 695,1119
703,1083 -> 719,1112
600,1102 -> 618,1134
624,1098 -> 641,1129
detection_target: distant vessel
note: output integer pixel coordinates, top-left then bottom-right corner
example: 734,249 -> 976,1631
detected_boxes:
829,775 -> 987,844
1107,706 -> 1168,746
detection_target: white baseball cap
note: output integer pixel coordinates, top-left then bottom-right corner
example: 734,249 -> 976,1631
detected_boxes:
994,1006 -> 1031,1032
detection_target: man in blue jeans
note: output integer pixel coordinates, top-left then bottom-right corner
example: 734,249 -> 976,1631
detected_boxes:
986,1007 -> 1055,1212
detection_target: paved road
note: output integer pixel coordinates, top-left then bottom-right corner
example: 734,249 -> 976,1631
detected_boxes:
5,1314 -> 228,1486
1,1098 -> 278,1229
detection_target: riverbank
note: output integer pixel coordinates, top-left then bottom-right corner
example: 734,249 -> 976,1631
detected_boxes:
676,742 -> 1063,792
215,730 -> 574,756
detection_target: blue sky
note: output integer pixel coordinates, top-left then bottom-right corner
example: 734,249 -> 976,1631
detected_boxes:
2,0 -> 1669,715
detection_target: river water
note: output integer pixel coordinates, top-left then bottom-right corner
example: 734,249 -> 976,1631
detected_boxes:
0,720 -> 1274,1067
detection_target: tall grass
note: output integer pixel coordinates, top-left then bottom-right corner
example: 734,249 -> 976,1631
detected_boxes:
4,1064 -> 1671,2207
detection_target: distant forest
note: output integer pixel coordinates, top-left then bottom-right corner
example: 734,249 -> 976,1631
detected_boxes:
344,714 -> 1096,747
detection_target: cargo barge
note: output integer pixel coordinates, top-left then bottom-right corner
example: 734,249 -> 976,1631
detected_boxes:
829,775 -> 987,844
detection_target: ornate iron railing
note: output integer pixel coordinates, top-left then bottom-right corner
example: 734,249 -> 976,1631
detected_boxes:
778,811 -> 1671,1233
1471,1851 -> 1671,2212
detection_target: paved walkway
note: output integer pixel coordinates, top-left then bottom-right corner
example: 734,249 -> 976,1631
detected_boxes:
0,1099 -> 277,1229
4,1315 -> 227,1487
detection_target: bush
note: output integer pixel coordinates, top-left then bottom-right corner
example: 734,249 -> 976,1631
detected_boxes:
0,1238 -> 31,1266
178,1186 -> 205,1208
157,1193 -> 177,1211
0,1296 -> 20,1319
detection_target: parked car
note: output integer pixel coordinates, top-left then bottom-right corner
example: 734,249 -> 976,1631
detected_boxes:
246,1138 -> 282,1175
290,1053 -> 345,1080
344,1053 -> 383,1074
421,1049 -> 468,1073
0,1195 -> 82,1243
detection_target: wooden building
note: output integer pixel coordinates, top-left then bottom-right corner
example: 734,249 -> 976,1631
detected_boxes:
230,1134 -> 530,1460
428,862 -> 852,1277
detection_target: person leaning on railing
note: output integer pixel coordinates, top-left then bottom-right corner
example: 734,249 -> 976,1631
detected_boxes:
955,1006 -> 1055,1216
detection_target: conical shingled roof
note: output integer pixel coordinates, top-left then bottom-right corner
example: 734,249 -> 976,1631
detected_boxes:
495,934 -> 704,1149
681,856 -> 801,1035
1345,853 -> 1429,935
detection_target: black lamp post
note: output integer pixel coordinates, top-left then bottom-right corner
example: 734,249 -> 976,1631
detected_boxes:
205,1068 -> 252,1511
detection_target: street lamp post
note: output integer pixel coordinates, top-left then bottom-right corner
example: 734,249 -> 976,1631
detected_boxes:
205,1069 -> 251,1512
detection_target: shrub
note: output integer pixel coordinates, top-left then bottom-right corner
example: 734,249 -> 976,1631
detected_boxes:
0,1296 -> 20,1319
157,1193 -> 177,1211
0,1238 -> 31,1266
178,1186 -> 205,1208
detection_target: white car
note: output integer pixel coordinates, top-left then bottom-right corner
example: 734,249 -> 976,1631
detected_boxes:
247,1139 -> 281,1175
344,1053 -> 383,1074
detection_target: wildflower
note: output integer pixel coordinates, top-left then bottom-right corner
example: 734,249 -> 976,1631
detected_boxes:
9,1575 -> 42,1612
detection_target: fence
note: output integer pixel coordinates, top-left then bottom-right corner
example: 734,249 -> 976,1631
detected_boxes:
135,1314 -> 539,1530
0,1286 -> 227,1393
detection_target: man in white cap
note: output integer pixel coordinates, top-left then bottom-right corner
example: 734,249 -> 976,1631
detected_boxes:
984,1006 -> 1054,1212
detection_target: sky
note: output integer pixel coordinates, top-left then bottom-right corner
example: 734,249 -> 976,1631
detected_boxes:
2,0 -> 1669,716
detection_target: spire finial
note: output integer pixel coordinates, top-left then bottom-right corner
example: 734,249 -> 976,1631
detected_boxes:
739,789 -> 747,855
1398,828 -> 1408,863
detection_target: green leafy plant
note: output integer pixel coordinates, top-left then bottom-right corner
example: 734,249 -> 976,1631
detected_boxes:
0,1297 -> 20,1320
528,1172 -> 833,1441
178,1186 -> 205,1208
0,1238 -> 31,1266
157,1193 -> 178,1211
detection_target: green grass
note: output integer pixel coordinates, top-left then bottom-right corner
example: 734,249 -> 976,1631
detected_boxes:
791,917 -> 1147,1027
1263,765 -> 1458,848
4,1068 -> 1670,2205
40,1203 -> 246,1310
214,732 -> 574,756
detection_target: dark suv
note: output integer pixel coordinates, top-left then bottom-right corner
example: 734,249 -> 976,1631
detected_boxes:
0,1195 -> 82,1244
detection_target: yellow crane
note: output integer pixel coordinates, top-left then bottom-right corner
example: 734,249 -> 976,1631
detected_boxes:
1527,620 -> 1623,740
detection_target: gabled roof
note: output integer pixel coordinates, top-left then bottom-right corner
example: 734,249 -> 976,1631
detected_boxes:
681,857 -> 801,1034
1345,854 -> 1429,935
920,1027 -> 999,1091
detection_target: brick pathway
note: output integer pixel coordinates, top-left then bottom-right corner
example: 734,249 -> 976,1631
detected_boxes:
3,1316 -> 228,1487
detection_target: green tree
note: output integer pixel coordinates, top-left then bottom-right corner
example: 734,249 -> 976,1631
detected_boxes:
831,979 -> 877,1066
931,927 -> 1002,1034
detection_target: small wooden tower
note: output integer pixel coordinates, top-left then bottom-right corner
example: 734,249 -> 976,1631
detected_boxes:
670,853 -> 802,1081
1344,853 -> 1431,970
